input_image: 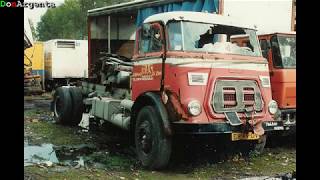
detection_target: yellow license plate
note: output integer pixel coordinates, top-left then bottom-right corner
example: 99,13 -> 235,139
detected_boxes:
231,132 -> 260,141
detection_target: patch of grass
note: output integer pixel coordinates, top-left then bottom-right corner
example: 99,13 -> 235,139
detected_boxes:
88,152 -> 135,170
183,148 -> 296,179
24,109 -> 48,118
24,166 -> 129,180
106,155 -> 134,169
24,93 -> 52,101
25,121 -> 88,146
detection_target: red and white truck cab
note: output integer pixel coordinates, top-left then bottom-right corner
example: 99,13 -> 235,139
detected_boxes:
53,12 -> 284,169
132,12 -> 282,134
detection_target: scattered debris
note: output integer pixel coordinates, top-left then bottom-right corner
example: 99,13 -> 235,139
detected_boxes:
74,157 -> 85,169
240,171 -> 296,180
43,161 -> 53,167
31,119 -> 39,123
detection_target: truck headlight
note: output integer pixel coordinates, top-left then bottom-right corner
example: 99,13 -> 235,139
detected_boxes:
268,100 -> 278,115
188,100 -> 202,116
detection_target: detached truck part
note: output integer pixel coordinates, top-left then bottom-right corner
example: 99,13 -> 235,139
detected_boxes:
44,39 -> 88,91
258,32 -> 296,135
53,10 -> 284,169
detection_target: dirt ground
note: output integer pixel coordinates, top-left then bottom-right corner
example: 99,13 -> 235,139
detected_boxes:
24,94 -> 296,180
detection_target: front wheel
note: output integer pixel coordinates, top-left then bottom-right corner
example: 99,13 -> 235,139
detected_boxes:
135,106 -> 171,169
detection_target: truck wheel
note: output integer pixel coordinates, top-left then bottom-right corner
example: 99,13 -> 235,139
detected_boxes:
53,87 -> 72,125
69,87 -> 84,126
135,106 -> 171,169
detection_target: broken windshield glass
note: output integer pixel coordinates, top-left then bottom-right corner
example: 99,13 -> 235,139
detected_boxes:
168,21 -> 261,57
271,35 -> 296,69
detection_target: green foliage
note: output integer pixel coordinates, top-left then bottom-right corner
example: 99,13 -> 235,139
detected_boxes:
37,0 -> 132,41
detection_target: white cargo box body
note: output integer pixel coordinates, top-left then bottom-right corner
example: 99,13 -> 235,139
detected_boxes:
44,39 -> 88,79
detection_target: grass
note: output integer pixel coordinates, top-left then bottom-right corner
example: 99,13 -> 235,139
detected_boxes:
24,119 -> 296,179
25,120 -> 88,145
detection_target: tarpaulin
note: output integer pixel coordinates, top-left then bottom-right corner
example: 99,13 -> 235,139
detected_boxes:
136,0 -> 219,26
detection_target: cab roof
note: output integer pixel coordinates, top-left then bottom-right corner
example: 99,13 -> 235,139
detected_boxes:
144,11 -> 256,30
258,31 -> 296,36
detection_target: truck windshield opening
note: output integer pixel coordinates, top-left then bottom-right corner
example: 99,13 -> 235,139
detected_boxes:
167,21 -> 261,57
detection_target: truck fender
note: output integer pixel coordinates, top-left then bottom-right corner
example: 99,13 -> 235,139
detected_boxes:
131,92 -> 172,136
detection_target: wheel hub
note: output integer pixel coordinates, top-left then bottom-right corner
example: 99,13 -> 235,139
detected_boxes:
138,121 -> 152,154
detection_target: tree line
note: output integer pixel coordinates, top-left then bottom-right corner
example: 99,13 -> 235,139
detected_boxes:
36,0 -> 132,41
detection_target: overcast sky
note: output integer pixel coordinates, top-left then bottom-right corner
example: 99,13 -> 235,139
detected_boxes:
24,0 -> 65,27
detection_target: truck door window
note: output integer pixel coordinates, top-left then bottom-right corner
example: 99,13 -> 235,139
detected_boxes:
259,39 -> 269,59
139,23 -> 163,54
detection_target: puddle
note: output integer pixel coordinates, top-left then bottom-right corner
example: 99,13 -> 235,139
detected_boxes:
24,143 -> 59,166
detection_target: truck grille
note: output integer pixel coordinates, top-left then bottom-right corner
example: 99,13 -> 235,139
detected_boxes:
212,80 -> 263,113
223,87 -> 236,108
243,87 -> 255,108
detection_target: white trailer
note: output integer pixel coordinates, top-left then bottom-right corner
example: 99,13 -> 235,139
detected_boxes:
44,39 -> 88,90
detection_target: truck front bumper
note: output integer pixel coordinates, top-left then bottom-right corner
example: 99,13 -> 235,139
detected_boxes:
172,120 -> 284,135
276,108 -> 296,135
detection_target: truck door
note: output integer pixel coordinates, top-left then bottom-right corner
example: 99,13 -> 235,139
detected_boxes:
132,23 -> 165,100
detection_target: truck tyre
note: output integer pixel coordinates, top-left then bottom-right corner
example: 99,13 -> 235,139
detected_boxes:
69,87 -> 84,126
53,87 -> 72,125
135,106 -> 172,169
